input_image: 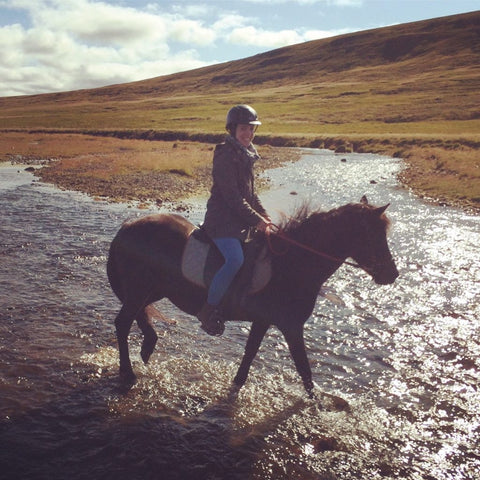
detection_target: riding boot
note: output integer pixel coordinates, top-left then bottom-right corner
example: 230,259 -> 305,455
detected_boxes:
197,303 -> 225,336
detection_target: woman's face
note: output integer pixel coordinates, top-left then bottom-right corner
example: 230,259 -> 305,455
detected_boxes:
235,124 -> 257,147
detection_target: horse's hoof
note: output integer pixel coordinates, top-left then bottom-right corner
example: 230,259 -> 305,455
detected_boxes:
227,384 -> 241,402
141,349 -> 152,364
304,381 -> 315,399
119,369 -> 137,386
141,335 -> 158,364
200,321 -> 225,336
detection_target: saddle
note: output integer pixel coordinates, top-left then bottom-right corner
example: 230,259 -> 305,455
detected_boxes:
181,227 -> 272,299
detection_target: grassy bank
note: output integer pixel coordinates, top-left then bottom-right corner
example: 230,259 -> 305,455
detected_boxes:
398,147 -> 480,210
0,131 -> 300,206
1,130 -> 478,212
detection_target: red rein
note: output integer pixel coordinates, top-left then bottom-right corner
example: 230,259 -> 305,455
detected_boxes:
265,223 -> 360,269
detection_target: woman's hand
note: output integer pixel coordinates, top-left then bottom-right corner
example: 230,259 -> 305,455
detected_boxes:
255,217 -> 271,232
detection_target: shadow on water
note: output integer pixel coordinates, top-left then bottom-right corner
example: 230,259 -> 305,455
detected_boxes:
0,371 -> 322,480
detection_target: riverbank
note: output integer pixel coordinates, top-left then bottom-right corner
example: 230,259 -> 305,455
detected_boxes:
1,130 -> 478,213
37,143 -> 301,209
396,145 -> 480,213
1,131 -> 300,207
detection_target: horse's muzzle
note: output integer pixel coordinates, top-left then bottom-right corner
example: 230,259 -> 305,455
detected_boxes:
372,259 -> 399,285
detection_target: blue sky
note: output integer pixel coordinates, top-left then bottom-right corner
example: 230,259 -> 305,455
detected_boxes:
0,0 -> 477,97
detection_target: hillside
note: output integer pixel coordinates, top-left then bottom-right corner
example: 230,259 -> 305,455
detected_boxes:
0,11 -> 479,209
0,11 -> 478,137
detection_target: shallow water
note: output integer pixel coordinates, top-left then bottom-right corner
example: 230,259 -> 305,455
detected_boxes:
0,151 -> 479,480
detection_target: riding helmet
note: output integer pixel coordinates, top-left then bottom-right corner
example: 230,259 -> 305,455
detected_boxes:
226,104 -> 261,133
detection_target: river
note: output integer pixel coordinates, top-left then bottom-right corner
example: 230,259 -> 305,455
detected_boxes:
0,150 -> 479,480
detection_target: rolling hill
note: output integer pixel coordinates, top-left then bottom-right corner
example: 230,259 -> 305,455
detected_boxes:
0,10 -> 478,142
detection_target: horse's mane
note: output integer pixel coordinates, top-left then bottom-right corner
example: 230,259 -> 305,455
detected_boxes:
276,202 -> 319,234
277,201 -> 391,237
277,202 -> 341,235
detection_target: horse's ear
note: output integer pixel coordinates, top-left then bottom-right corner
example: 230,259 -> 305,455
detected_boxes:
374,204 -> 390,216
360,195 -> 368,204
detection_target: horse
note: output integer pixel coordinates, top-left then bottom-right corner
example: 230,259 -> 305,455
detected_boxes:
107,196 -> 399,396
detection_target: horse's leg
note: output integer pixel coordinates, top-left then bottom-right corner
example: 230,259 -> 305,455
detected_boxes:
281,325 -> 314,397
233,320 -> 270,388
137,306 -> 158,365
115,301 -> 143,384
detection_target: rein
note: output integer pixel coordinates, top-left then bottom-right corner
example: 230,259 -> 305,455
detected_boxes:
266,223 -> 361,269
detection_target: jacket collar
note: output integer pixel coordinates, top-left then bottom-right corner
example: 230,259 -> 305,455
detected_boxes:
225,135 -> 259,163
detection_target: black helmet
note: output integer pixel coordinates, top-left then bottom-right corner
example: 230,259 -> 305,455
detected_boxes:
226,104 -> 261,133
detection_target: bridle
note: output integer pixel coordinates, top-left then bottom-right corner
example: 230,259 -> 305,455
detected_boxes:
265,223 -> 362,269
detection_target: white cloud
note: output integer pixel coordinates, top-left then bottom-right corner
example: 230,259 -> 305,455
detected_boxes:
0,24 -> 25,67
0,0 -> 357,96
168,19 -> 216,46
29,0 -> 216,48
303,27 -> 352,41
213,13 -> 251,32
331,0 -> 362,5
34,2 -> 161,45
228,26 -> 303,48
0,0 -> 217,96
170,3 -> 211,18
226,24 -> 350,48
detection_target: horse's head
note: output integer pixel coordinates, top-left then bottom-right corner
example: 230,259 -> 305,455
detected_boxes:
349,197 -> 399,285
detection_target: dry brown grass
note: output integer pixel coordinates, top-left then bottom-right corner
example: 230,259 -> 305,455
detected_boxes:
0,131 -> 299,204
0,132 -> 213,203
0,132 -> 213,171
398,146 -> 480,209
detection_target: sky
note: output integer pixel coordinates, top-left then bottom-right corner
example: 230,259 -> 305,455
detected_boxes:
0,0 -> 478,97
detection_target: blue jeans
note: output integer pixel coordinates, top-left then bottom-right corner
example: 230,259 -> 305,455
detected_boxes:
207,237 -> 244,306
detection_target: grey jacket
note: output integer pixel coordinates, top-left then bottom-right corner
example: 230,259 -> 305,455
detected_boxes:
202,136 -> 267,239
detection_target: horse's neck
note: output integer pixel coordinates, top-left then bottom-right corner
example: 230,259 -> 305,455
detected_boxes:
297,213 -> 350,258
279,214 -> 350,290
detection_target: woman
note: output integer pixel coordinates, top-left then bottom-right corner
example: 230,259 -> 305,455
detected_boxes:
198,104 -> 271,335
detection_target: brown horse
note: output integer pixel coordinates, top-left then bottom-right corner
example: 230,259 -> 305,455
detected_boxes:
107,197 -> 398,396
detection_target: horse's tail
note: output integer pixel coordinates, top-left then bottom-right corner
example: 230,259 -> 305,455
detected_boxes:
107,236 -> 124,303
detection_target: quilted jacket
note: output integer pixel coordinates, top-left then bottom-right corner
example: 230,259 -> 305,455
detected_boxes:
202,136 -> 267,239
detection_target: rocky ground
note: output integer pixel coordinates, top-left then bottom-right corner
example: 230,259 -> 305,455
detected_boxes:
30,145 -> 301,209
